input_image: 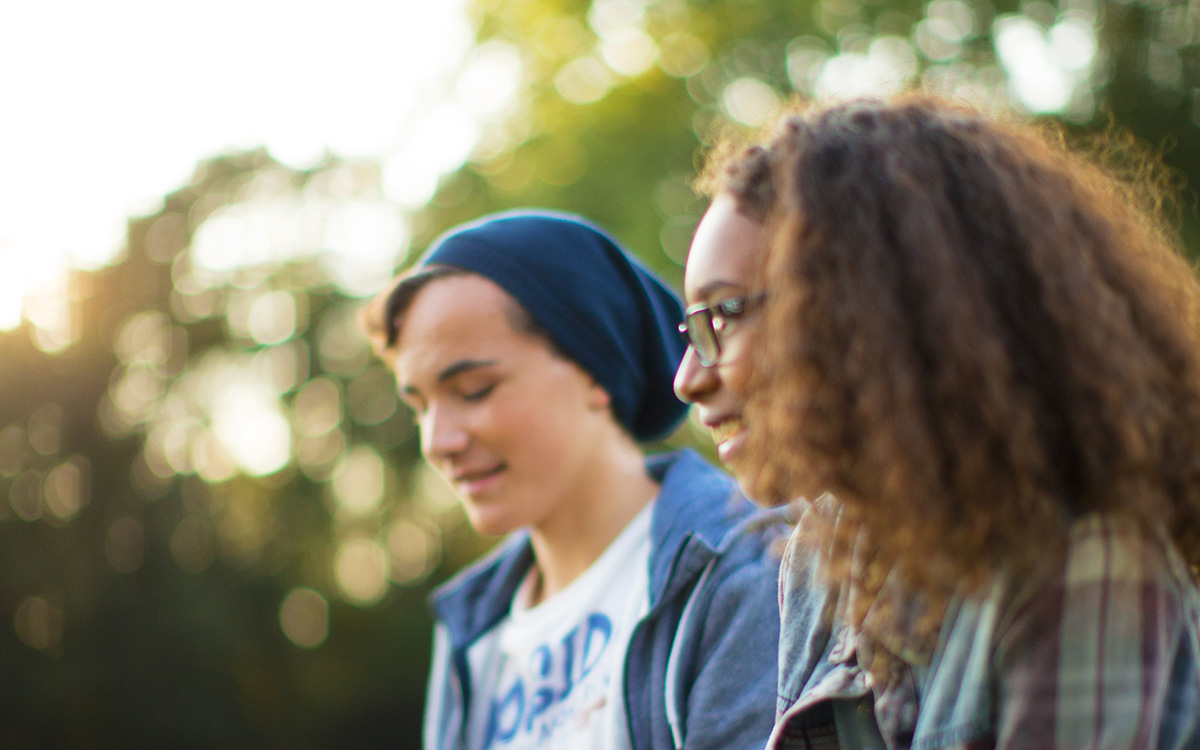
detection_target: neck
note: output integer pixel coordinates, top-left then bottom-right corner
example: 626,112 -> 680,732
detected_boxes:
526,436 -> 659,605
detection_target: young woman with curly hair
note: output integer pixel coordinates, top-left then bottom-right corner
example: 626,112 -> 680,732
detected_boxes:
676,94 -> 1200,747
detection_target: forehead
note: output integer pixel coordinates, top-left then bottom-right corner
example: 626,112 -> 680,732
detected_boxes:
684,194 -> 770,302
391,274 -> 543,382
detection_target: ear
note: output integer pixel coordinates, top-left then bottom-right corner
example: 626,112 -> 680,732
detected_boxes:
587,382 -> 611,411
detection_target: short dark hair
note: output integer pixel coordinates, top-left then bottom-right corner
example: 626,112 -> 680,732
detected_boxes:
361,266 -> 555,360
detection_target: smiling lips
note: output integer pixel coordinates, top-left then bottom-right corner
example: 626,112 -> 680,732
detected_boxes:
452,464 -> 506,493
709,418 -> 743,445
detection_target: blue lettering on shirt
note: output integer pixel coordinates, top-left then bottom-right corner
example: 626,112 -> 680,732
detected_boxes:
485,677 -> 524,747
482,612 -> 615,748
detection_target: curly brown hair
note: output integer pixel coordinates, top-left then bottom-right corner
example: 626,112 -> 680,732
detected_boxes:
722,94 -> 1200,625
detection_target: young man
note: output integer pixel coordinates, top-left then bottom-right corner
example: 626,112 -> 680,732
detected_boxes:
363,210 -> 783,750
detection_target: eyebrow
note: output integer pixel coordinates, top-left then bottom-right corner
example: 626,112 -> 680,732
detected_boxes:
694,280 -> 745,301
401,358 -> 498,396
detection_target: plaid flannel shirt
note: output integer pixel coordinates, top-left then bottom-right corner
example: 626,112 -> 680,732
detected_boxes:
771,508 -> 1200,749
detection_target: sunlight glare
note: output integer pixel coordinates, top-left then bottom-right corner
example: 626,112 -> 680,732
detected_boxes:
280,587 -> 330,648
316,304 -> 373,377
1049,15 -> 1097,72
588,0 -> 648,37
247,291 -> 299,346
211,380 -> 292,477
297,430 -> 348,482
330,444 -> 386,517
815,37 -> 918,98
600,29 -> 659,77
994,15 -> 1073,113
335,536 -> 390,606
658,33 -> 709,78
387,518 -> 442,585
321,202 -> 412,298
383,105 -> 482,209
0,0 -> 475,336
293,378 -> 344,437
457,42 -> 524,118
0,285 -> 21,331
555,57 -> 616,105
44,458 -> 89,521
721,78 -> 779,127
192,430 -> 239,483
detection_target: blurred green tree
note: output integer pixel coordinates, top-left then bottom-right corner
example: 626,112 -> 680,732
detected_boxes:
0,151 -> 494,747
423,0 -> 1200,258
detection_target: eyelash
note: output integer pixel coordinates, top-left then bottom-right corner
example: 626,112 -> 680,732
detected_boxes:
717,298 -> 746,316
403,381 -> 496,419
462,384 -> 495,402
715,298 -> 752,325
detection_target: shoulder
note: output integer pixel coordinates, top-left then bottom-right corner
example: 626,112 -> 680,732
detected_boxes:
651,448 -> 787,552
677,509 -> 786,648
647,450 -> 784,621
650,448 -> 740,510
429,533 -> 534,644
998,515 -> 1200,632
980,515 -> 1200,742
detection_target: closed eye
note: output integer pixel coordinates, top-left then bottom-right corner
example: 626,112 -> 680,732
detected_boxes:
462,384 -> 496,402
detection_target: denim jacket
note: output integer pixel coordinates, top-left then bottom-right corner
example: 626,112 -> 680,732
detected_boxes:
771,501 -> 1200,749
423,449 -> 786,750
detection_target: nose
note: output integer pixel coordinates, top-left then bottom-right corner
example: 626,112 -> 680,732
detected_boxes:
420,402 -> 469,461
674,345 -> 719,404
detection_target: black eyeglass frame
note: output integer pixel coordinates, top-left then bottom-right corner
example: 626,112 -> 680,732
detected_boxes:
677,291 -> 767,367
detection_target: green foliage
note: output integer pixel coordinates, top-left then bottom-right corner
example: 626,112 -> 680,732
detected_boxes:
432,0 -> 1200,258
0,152 -> 468,746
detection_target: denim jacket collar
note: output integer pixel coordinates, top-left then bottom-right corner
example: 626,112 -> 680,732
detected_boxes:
429,449 -> 745,652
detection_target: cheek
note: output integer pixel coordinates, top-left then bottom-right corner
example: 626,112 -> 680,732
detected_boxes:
473,399 -> 519,445
481,388 -> 568,449
719,328 -> 761,399
719,359 -> 753,401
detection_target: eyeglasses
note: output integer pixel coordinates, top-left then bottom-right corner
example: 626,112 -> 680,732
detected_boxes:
677,291 -> 767,367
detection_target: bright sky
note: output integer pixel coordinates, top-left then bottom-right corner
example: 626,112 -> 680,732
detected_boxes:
0,0 -> 490,330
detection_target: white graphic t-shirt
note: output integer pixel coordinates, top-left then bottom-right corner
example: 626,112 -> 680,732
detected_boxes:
463,505 -> 653,750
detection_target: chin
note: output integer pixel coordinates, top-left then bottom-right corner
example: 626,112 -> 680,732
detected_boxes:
727,460 -> 769,506
463,505 -> 520,538
469,520 -> 516,538
721,447 -> 766,507
734,475 -> 762,505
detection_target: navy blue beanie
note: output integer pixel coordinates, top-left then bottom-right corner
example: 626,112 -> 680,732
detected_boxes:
418,209 -> 688,442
